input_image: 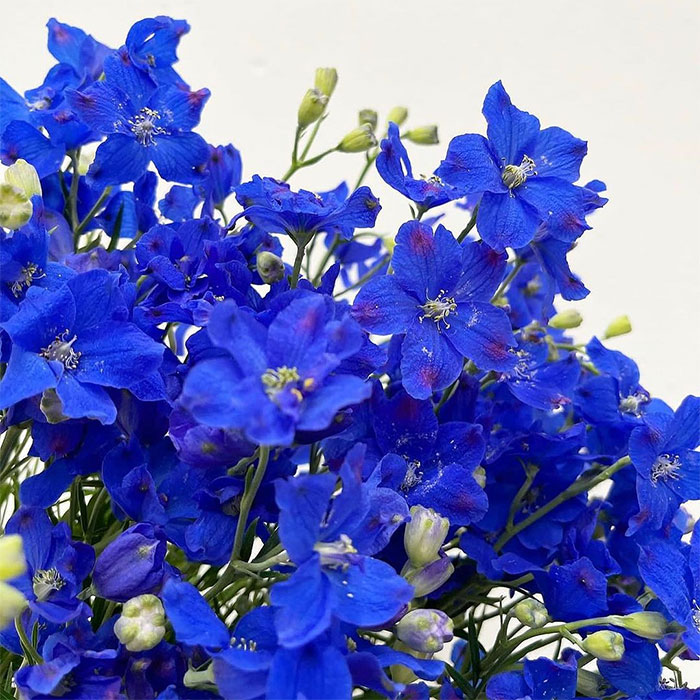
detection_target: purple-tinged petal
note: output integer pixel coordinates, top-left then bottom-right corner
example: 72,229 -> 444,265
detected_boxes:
352,274 -> 417,335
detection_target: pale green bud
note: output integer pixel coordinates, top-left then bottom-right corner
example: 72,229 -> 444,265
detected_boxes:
0,535 -> 27,581
610,611 -> 668,640
114,594 -> 166,652
5,159 -> 41,199
0,582 -> 27,630
404,126 -> 439,145
40,389 -> 70,424
256,251 -> 285,284
185,664 -> 216,691
513,599 -> 549,629
472,465 -> 486,489
402,556 -> 454,597
297,88 -> 328,129
395,609 -> 453,653
550,309 -> 583,330
358,109 -> 378,131
0,184 -> 32,230
314,67 -> 338,97
387,106 -> 409,127
604,315 -> 632,339
338,124 -> 377,153
404,506 -> 449,567
580,630 -> 625,661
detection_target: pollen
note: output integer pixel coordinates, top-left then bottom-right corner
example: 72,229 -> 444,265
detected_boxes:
420,291 -> 457,330
650,453 -> 682,484
9,262 -> 45,297
129,107 -> 166,146
32,567 -> 65,601
501,155 -> 537,191
40,330 -> 81,370
261,366 -> 301,398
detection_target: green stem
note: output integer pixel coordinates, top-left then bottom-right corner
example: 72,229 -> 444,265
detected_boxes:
334,254 -> 390,297
312,234 -> 340,285
14,618 -> 42,665
493,456 -> 631,552
457,203 -> 480,243
491,258 -> 524,302
289,234 -> 311,288
300,117 -> 326,161
354,150 -> 378,189
68,149 -> 81,245
75,186 -> 112,237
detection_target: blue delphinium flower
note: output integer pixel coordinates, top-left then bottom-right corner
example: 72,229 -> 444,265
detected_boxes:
352,220 -> 515,399
436,81 -> 590,251
486,655 -> 578,699
0,269 -> 164,424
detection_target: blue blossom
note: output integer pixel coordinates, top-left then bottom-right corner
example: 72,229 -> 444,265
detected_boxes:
486,655 -> 578,699
353,221 -> 515,398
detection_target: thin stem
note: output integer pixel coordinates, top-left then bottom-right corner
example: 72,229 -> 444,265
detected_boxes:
334,254 -> 389,297
493,456 -> 631,552
312,234 -> 340,285
457,203 -> 480,243
75,186 -> 112,237
68,149 -> 81,245
354,150 -> 378,189
300,116 -> 326,161
491,258 -> 524,302
289,235 -> 311,288
15,618 -> 42,665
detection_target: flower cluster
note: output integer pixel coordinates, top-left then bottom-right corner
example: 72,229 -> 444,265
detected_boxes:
0,16 -> 698,700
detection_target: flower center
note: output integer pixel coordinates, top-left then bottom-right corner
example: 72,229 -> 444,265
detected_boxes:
650,453 -> 682,484
32,567 -> 65,601
9,263 -> 45,298
420,292 -> 457,330
501,155 -> 537,191
261,366 -> 301,398
314,534 -> 358,569
401,460 -> 423,492
619,392 -> 649,417
129,107 -> 166,146
40,330 -> 81,370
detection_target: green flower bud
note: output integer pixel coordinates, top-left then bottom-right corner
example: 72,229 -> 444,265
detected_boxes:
610,611 -> 668,640
297,88 -> 328,129
5,159 -> 41,199
387,106 -> 409,127
185,664 -> 216,691
256,251 -> 285,284
580,630 -> 625,661
549,309 -> 583,329
0,535 -> 26,581
395,609 -> 453,653
337,124 -> 377,153
402,556 -> 454,597
114,594 -> 166,652
358,109 -> 378,131
404,126 -> 439,145
604,315 -> 632,339
314,67 -> 338,97
0,582 -> 27,631
513,599 -> 549,629
0,183 -> 32,230
404,506 -> 449,567
472,465 -> 486,489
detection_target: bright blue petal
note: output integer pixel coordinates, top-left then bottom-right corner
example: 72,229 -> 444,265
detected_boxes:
352,274 -> 417,335
530,126 -> 587,181
297,375 -> 372,431
436,133 -> 503,193
453,240 -> 507,302
55,373 -> 117,424
151,131 -> 209,184
477,190 -> 540,251
87,134 -> 150,187
519,178 -> 588,243
665,395 -> 700,452
0,349 -> 57,410
0,121 -> 64,179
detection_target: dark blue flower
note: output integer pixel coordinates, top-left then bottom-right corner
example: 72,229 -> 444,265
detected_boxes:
486,655 -> 577,699
353,221 -> 515,398
436,81 -> 590,251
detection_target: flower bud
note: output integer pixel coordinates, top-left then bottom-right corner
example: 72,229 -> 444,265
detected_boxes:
549,309 -> 583,330
404,506 -> 449,567
0,183 -> 32,230
338,124 -> 377,153
395,609 -> 453,653
386,106 -> 409,127
604,315 -> 632,339
472,465 -> 486,489
256,251 -> 285,284
0,582 -> 27,630
513,599 -> 549,629
404,126 -> 439,145
580,630 -> 625,661
0,534 -> 26,581
5,159 -> 41,199
358,109 -> 378,131
297,88 -> 328,129
114,594 -> 166,652
610,612 -> 668,640
403,555 -> 454,597
314,67 -> 338,97
93,523 -> 167,602
185,665 -> 216,691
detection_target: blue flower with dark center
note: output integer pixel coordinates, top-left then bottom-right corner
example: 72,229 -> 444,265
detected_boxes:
352,220 -> 515,399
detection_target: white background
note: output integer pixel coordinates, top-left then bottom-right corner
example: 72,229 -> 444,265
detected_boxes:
2,0 -> 699,687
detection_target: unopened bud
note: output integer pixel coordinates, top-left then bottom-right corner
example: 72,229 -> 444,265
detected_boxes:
0,582 -> 27,630
604,315 -> 632,339
387,106 -> 409,127
580,630 -> 625,661
5,159 -> 41,199
513,599 -> 549,629
338,124 -> 377,153
403,555 -> 454,597
404,506 -> 449,567
0,184 -> 32,230
358,109 -> 378,131
472,466 -> 486,489
404,126 -> 439,145
610,612 -> 668,640
185,665 -> 216,691
0,535 -> 26,580
256,251 -> 285,284
550,309 -> 583,330
114,594 -> 166,652
297,88 -> 328,129
314,68 -> 338,97
395,609 -> 453,653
